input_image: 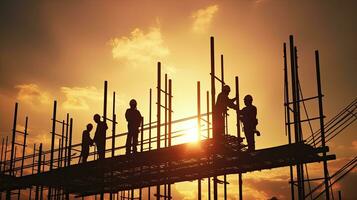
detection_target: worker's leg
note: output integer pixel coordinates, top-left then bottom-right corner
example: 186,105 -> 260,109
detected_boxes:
213,115 -> 225,139
126,130 -> 133,154
97,142 -> 105,159
244,130 -> 254,151
83,152 -> 88,163
133,130 -> 139,153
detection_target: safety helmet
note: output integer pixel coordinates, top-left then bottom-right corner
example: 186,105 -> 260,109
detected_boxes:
223,85 -> 231,92
129,99 -> 137,108
87,123 -> 93,130
244,95 -> 253,102
93,114 -> 101,122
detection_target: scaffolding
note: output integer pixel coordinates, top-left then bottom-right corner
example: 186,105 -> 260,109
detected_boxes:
0,35 -> 354,200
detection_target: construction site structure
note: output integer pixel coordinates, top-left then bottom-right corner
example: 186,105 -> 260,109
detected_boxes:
0,35 -> 356,200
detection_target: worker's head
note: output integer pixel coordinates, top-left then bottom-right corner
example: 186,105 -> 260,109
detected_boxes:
222,85 -> 231,94
86,123 -> 93,131
244,95 -> 253,106
129,99 -> 137,109
93,114 -> 101,123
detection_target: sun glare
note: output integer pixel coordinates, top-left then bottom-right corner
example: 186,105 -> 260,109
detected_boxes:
177,120 -> 200,144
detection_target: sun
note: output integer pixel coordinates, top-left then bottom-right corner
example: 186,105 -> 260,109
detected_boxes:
176,120 -> 200,144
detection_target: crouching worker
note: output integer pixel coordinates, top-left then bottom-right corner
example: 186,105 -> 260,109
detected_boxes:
79,123 -> 94,163
240,95 -> 260,151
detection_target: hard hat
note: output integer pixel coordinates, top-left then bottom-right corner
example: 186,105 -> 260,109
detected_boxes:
93,114 -> 101,122
244,95 -> 253,101
223,85 -> 231,92
129,99 -> 137,108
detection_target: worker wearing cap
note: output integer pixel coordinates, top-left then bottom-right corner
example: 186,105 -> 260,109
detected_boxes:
125,99 -> 142,154
240,95 -> 259,151
214,85 -> 238,139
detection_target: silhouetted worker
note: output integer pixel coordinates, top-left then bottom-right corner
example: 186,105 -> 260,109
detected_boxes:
93,114 -> 108,159
79,123 -> 94,163
240,95 -> 259,151
214,85 -> 238,139
125,99 -> 142,154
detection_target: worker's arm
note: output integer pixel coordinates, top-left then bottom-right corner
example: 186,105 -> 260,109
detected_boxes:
227,98 -> 238,110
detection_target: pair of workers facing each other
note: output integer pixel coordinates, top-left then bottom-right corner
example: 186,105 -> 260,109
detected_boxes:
215,85 -> 259,151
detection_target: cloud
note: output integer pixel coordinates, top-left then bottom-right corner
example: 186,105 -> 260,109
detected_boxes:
192,5 -> 219,33
110,27 -> 169,66
15,84 -> 50,106
61,86 -> 102,110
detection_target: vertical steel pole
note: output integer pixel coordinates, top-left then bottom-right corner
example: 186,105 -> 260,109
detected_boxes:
140,117 -> 144,200
338,191 -> 341,200
0,138 -> 4,173
68,118 -> 73,166
65,114 -> 69,199
148,88 -> 152,200
35,144 -> 42,200
18,117 -> 28,200
4,136 -> 8,173
50,101 -> 57,171
294,46 -> 305,198
60,120 -> 65,168
235,76 -> 243,200
284,43 -> 295,200
210,36 -> 218,200
164,74 -> 167,200
206,91 -> 211,200
197,81 -> 202,200
156,62 -> 161,200
101,81 -> 108,200
315,50 -> 330,200
48,101 -> 56,200
140,117 -> 144,199
289,35 -> 303,199
168,79 -> 172,200
221,54 -> 227,200
29,143 -> 36,200
9,103 -> 18,175
65,114 -> 69,167
103,80 -> 108,158
112,92 -> 116,158
165,74 -> 168,148
6,103 -> 18,200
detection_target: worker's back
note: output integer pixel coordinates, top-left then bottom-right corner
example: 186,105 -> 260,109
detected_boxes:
241,105 -> 257,130
126,108 -> 142,130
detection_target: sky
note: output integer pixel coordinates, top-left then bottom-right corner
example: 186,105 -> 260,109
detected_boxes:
0,0 -> 356,199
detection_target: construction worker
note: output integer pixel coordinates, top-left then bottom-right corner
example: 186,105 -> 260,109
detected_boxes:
93,114 -> 108,159
79,123 -> 94,163
214,85 -> 238,139
125,99 -> 142,154
240,95 -> 259,151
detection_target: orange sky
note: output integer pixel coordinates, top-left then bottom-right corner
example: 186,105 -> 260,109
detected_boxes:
0,1 -> 356,199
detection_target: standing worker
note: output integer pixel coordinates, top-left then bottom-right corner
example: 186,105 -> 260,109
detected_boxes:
93,114 -> 108,159
240,95 -> 259,151
214,85 -> 238,139
125,99 -> 142,154
79,123 -> 94,163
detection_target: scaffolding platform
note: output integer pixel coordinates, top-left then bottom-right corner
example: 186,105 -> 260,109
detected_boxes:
0,135 -> 335,197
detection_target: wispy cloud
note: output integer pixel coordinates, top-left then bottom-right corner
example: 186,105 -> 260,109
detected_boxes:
15,84 -> 50,106
61,86 -> 101,110
192,5 -> 219,33
110,27 -> 169,66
